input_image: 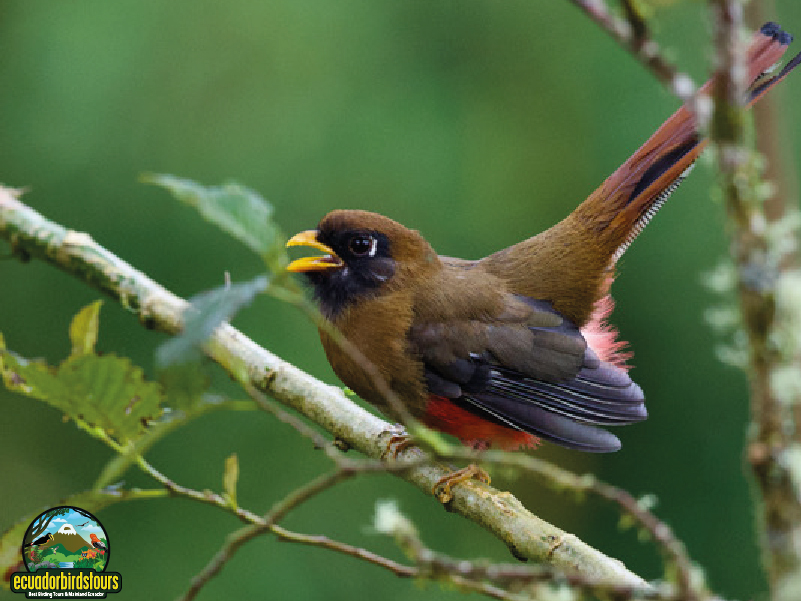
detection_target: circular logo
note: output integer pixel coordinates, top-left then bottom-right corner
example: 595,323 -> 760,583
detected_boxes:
21,506 -> 110,573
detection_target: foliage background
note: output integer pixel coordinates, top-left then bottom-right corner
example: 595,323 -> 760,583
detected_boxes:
2,1 -> 800,599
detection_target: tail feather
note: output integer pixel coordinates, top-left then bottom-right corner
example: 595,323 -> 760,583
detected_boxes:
480,23 -> 800,328
748,45 -> 801,103
574,22 -> 799,261
461,393 -> 625,452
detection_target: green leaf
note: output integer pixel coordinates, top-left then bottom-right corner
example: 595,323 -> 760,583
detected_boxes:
4,303 -> 254,491
158,362 -> 211,412
58,353 -> 164,442
5,351 -> 163,444
69,299 -> 103,358
2,302 -> 164,444
143,174 -> 287,266
1,342 -> 62,400
223,453 -> 239,508
156,275 -> 269,368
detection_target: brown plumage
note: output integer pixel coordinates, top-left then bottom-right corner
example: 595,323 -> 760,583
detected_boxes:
287,23 -> 801,452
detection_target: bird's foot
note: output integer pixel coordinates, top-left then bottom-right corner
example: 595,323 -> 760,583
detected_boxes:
432,464 -> 491,504
381,433 -> 415,461
380,423 -> 415,461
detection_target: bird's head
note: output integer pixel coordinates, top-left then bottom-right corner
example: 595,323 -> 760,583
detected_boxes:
287,209 -> 438,317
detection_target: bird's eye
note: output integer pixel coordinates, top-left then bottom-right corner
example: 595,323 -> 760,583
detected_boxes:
348,234 -> 376,257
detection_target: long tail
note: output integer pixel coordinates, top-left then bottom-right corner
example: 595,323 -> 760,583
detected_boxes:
574,22 -> 801,262
480,23 -> 800,328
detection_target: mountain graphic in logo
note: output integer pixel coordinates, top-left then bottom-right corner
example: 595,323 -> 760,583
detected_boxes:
21,506 -> 110,572
50,523 -> 93,554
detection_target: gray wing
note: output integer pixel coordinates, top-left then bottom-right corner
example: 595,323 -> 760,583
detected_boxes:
409,296 -> 646,452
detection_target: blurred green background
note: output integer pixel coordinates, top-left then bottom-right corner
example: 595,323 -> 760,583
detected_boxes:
2,0 -> 800,599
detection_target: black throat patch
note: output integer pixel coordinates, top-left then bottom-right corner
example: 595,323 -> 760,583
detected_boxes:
304,230 -> 395,318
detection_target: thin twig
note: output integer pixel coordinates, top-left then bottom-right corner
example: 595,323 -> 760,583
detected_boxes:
81,419 -> 262,524
96,423 -> 421,584
272,526 -> 417,577
421,553 -> 678,601
125,433 -> 526,599
376,499 -> 683,601
244,382 -> 340,456
180,469 -> 352,601
567,0 -> 698,103
93,396 -> 256,491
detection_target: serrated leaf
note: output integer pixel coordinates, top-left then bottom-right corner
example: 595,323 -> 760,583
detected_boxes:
3,335 -> 163,444
3,303 -> 249,466
156,275 -> 269,368
143,174 -> 286,264
1,349 -> 62,399
223,453 -> 239,508
57,354 -> 164,442
69,300 -> 103,358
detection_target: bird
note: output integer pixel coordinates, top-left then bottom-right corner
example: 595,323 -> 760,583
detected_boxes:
90,533 -> 107,553
23,533 -> 53,549
286,24 -> 801,464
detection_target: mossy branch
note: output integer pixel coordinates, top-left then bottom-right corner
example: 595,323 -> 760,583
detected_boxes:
709,3 -> 801,600
0,186 -> 648,589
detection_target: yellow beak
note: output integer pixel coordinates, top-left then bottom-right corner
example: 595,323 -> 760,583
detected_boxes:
285,230 -> 344,273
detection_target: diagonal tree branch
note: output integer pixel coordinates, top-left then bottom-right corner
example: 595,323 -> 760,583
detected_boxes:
709,3 -> 801,600
0,186 -> 649,588
181,469 -> 354,601
567,0 -> 698,104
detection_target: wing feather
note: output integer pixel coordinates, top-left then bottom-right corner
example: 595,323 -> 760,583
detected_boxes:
412,296 -> 646,452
